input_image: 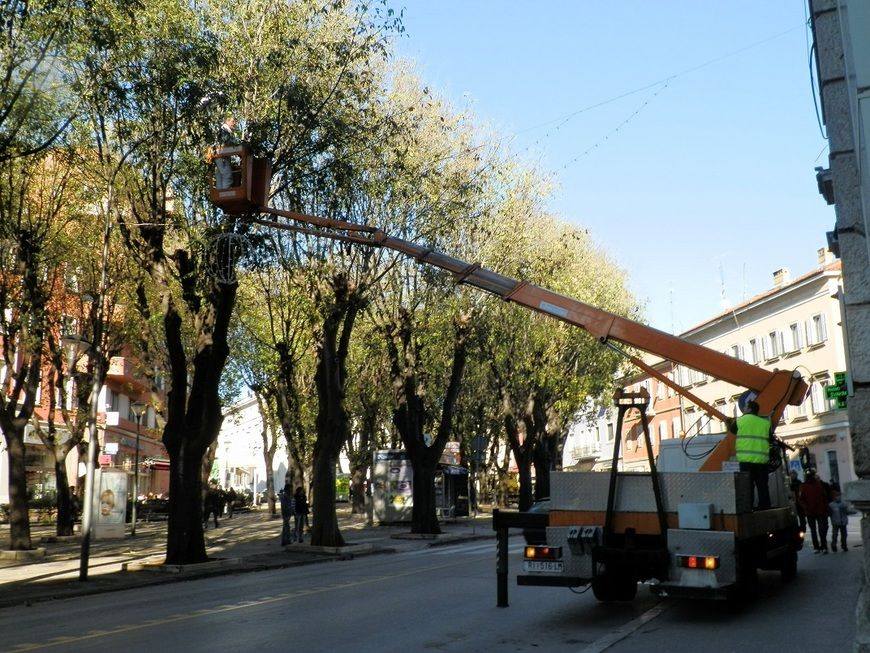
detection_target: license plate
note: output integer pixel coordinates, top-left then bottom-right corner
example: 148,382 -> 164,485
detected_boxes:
523,560 -> 564,573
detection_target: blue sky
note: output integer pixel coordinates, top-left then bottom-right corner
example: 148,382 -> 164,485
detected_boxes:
390,1 -> 833,333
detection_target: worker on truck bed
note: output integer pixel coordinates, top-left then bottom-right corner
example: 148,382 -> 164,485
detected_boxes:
729,399 -> 772,510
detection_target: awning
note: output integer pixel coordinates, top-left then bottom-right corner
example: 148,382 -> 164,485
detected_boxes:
144,458 -> 170,471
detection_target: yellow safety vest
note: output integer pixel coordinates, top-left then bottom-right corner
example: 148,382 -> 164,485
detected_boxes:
735,413 -> 771,464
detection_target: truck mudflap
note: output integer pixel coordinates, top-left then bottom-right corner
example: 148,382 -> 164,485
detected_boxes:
517,574 -> 585,588
649,581 -> 732,601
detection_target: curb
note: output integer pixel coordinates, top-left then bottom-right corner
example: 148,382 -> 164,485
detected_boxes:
0,547 -> 46,561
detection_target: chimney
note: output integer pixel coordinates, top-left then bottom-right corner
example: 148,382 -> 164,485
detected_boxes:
773,268 -> 790,288
818,247 -> 834,265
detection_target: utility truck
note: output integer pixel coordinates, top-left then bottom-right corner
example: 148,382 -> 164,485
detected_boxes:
508,389 -> 803,604
207,144 -> 807,604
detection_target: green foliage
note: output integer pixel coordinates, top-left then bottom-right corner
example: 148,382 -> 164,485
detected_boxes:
2,0 -> 644,547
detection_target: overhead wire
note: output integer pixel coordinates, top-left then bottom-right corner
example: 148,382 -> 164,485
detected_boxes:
516,24 -> 806,173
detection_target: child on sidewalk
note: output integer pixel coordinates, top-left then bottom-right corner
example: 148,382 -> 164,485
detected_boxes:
829,487 -> 849,552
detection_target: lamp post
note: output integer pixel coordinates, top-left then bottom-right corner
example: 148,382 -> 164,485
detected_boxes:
130,401 -> 147,536
62,334 -> 92,532
62,330 -> 101,581
70,190 -> 113,581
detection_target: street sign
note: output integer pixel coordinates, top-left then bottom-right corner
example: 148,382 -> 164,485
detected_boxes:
825,371 -> 849,408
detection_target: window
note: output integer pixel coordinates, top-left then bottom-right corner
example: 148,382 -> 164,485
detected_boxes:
788,323 -> 803,352
106,388 -> 120,412
53,378 -> 75,410
659,421 -> 668,442
809,381 -> 827,415
672,417 -> 681,439
807,313 -> 828,346
766,330 -> 783,359
729,344 -> 744,360
607,423 -> 614,441
792,395 -> 808,419
749,338 -> 761,364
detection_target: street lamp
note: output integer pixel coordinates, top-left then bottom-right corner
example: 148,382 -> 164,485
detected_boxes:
62,333 -> 92,527
130,401 -> 147,536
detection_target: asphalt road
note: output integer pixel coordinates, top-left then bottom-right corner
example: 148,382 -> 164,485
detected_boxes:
0,537 -> 862,653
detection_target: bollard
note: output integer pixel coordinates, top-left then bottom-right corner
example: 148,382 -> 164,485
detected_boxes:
494,509 -> 509,607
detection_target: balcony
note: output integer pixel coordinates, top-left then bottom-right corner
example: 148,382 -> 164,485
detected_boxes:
106,357 -> 148,391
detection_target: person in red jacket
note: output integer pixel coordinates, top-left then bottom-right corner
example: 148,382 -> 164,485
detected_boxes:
798,468 -> 830,554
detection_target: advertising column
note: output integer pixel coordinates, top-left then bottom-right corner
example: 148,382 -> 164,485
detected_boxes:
92,468 -> 128,539
372,450 -> 413,523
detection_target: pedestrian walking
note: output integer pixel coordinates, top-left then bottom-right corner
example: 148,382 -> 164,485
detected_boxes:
829,487 -> 850,552
225,487 -> 237,518
279,482 -> 295,546
789,470 -> 807,534
203,481 -> 221,529
799,468 -> 830,553
294,486 -> 309,544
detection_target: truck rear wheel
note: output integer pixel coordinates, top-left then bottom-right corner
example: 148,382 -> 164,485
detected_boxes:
780,550 -> 798,582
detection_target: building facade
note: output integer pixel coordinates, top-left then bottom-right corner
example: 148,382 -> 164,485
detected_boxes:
808,2 -> 870,649
1,353 -> 168,505
215,392 -> 289,501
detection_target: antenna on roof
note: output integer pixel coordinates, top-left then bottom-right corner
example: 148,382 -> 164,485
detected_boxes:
719,262 -> 731,310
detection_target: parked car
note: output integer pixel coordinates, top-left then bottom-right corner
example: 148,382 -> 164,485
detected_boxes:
523,498 -> 550,545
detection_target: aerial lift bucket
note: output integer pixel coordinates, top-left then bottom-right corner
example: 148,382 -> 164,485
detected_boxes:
209,144 -> 271,214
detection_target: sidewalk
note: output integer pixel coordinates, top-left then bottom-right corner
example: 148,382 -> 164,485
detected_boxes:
0,506 -> 495,609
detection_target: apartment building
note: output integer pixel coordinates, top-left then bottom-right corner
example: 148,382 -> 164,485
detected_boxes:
565,250 -> 855,487
0,352 -> 168,505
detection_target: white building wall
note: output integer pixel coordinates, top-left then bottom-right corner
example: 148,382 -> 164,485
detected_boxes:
216,394 -> 288,497
678,258 -> 854,486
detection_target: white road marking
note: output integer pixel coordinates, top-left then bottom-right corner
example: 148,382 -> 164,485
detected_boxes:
578,602 -> 669,653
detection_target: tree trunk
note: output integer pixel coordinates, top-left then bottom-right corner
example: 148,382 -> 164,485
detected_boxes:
151,255 -> 234,564
350,466 -> 367,514
54,459 -> 73,537
532,436 -> 555,501
516,450 -> 534,512
165,441 -> 208,564
262,448 -> 276,516
4,432 -> 32,550
411,455 -> 440,534
309,273 -> 362,547
311,447 -> 343,546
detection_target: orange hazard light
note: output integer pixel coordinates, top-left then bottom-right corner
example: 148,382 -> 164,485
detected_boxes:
524,546 -> 562,560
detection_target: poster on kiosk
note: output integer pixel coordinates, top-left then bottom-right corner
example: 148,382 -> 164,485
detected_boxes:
92,468 -> 127,539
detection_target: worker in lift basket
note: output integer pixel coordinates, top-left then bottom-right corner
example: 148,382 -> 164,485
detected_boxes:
214,115 -> 239,189
729,399 -> 772,510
